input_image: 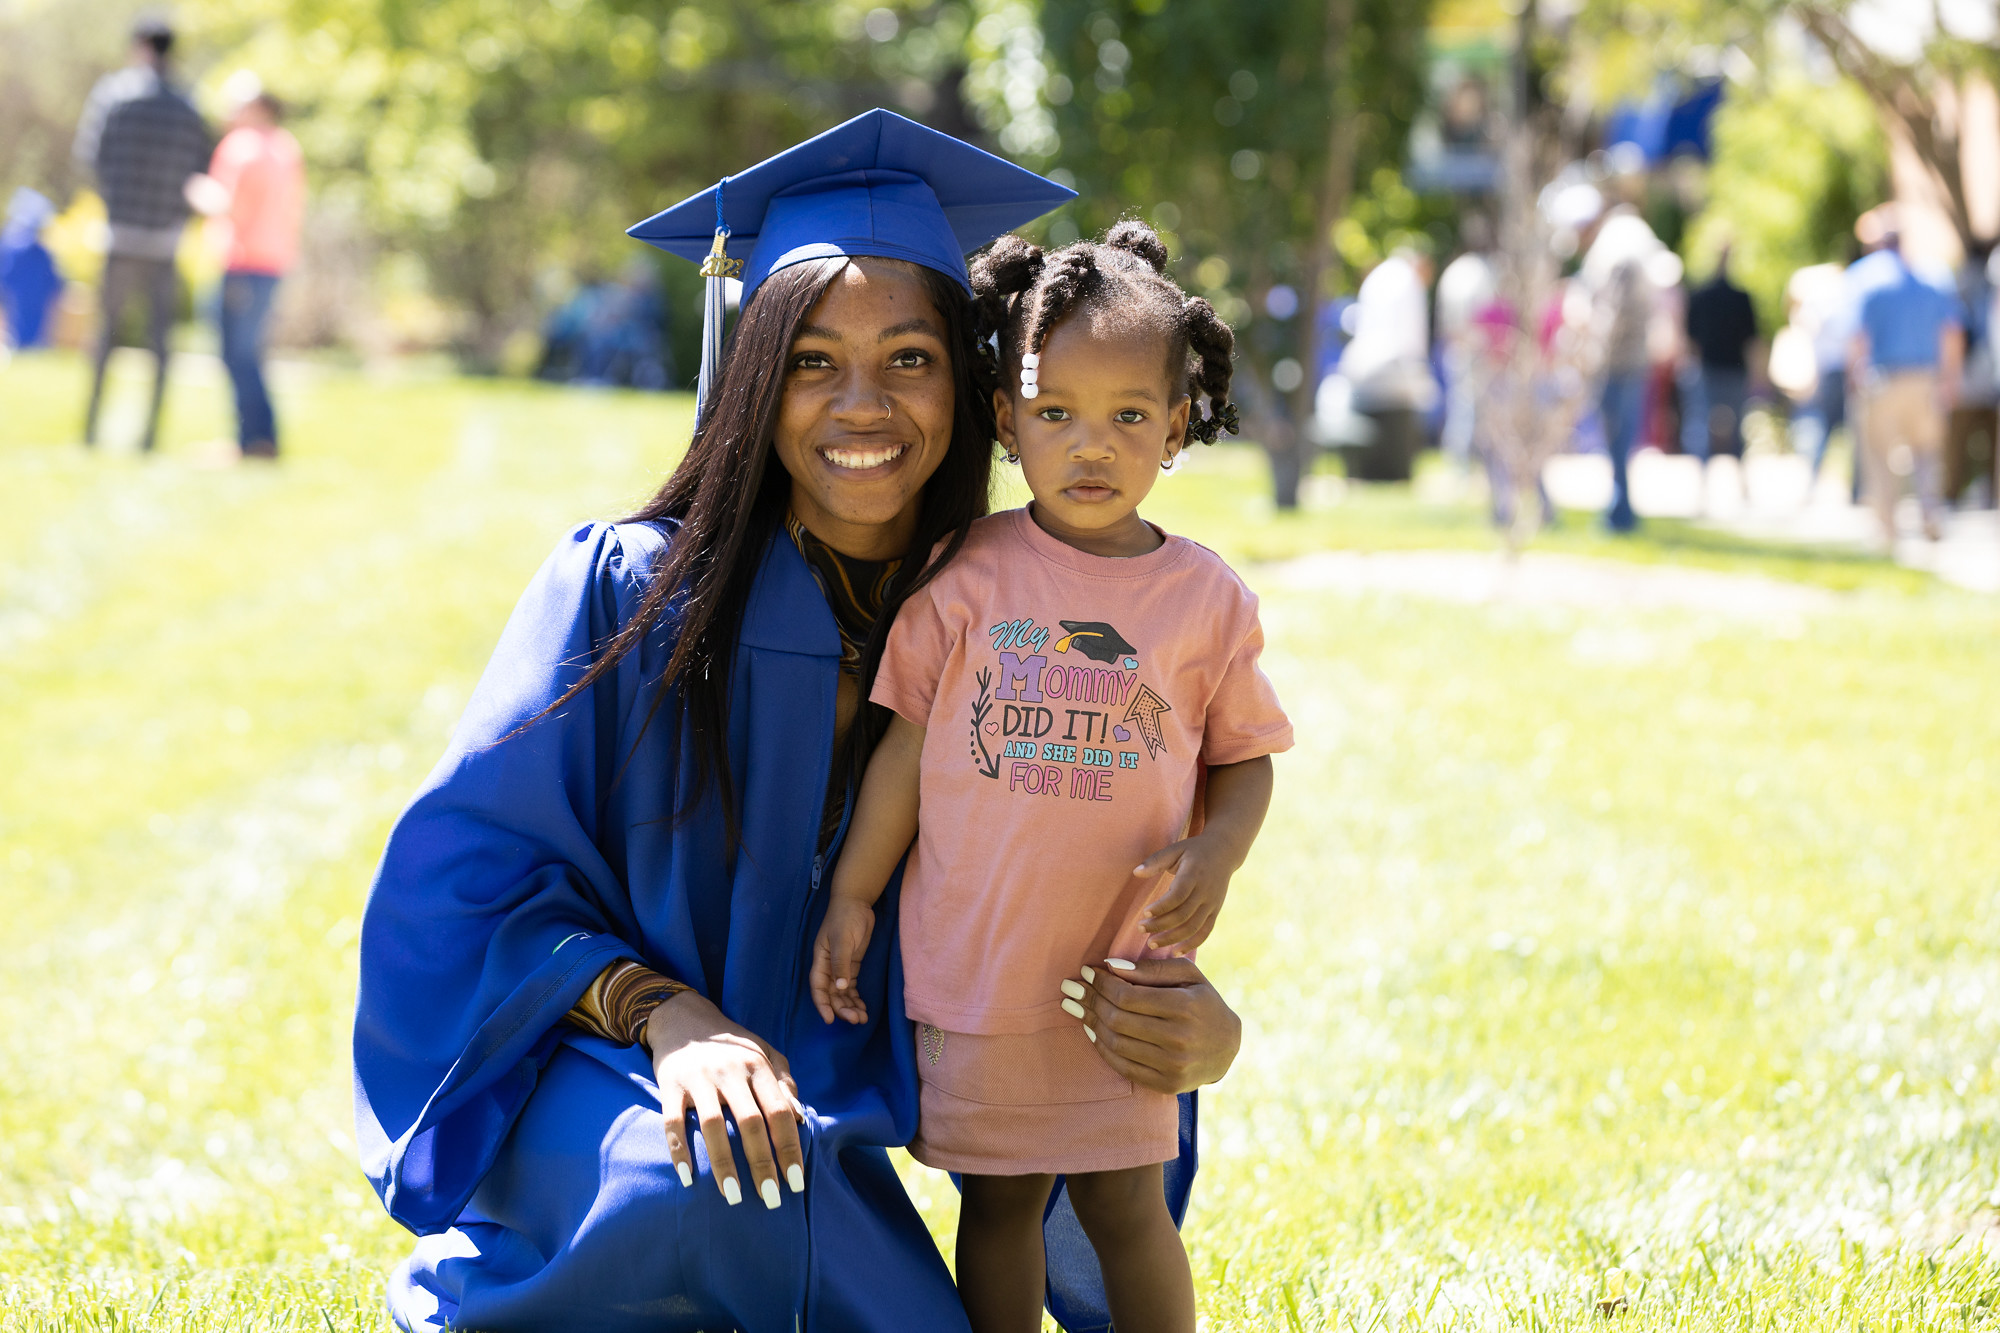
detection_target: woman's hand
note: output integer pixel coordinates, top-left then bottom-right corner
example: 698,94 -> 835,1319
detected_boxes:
1065,956 -> 1242,1095
645,992 -> 806,1210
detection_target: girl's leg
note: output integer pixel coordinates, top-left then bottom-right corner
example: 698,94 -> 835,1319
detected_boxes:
1065,1163 -> 1195,1333
956,1172 -> 1058,1333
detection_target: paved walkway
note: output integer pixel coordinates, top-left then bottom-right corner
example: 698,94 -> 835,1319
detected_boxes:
1542,451 -> 2000,594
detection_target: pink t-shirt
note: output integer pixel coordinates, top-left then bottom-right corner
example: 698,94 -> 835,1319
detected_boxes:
872,508 -> 1292,1035
207,126 -> 305,276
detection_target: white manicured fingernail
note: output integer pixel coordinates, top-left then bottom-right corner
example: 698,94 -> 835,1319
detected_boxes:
676,1161 -> 693,1188
1061,979 -> 1086,1000
1085,1025 -> 1097,1043
1061,998 -> 1086,1019
788,1163 -> 805,1193
1080,966 -> 1096,984
722,1177 -> 741,1206
761,1178 -> 781,1210
1105,957 -> 1136,971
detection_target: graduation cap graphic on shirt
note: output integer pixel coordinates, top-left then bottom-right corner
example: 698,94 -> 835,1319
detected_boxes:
626,109 -> 1075,420
1051,621 -> 1137,664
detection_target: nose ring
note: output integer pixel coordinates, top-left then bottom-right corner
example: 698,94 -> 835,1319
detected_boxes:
881,399 -> 893,422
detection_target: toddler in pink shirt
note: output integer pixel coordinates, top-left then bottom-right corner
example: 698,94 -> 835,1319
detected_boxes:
810,221 -> 1290,1333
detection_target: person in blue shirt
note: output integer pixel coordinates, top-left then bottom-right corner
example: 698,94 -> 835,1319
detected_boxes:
1849,218 -> 1964,545
353,111 -> 1246,1333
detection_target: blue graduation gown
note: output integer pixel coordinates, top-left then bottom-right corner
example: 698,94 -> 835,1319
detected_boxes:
352,521 -> 1194,1333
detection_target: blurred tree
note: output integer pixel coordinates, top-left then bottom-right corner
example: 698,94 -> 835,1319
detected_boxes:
1573,0 -> 1998,256
182,0 -> 992,370
1683,75 -> 1886,330
963,0 -> 1435,506
0,0 -> 152,212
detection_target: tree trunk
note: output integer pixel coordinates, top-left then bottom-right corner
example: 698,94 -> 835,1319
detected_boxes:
1270,0 -> 1359,510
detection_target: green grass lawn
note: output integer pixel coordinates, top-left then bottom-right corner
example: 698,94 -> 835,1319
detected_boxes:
3,348 -> 1998,1330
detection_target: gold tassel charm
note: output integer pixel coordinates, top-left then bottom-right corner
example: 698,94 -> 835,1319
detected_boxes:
699,228 -> 743,280
695,226 -> 741,426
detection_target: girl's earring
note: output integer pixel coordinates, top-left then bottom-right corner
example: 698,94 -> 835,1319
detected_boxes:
1004,448 -> 1021,465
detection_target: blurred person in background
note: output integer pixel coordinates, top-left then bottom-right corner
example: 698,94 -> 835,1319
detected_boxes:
73,12 -> 211,453
1,188 -> 63,351
1849,218 -> 1964,545
187,74 -> 306,461
1945,243 -> 1997,505
1335,245 -> 1436,481
1579,205 -> 1664,533
1830,210 -> 1912,505
535,258 -> 673,390
1680,245 -> 1760,510
1435,215 -> 1496,471
1781,260 -> 1851,494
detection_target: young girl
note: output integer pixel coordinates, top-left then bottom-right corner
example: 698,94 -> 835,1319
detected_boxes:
809,220 -> 1291,1332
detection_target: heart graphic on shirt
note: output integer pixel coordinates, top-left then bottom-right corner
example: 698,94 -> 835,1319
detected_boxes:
1123,657 -> 1138,670
983,721 -> 999,735
1113,725 -> 1131,742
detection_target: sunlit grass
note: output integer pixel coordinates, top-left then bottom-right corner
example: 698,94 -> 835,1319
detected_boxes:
3,350 -> 1997,1329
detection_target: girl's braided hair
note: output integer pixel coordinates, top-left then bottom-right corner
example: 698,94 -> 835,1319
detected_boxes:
970,218 -> 1240,445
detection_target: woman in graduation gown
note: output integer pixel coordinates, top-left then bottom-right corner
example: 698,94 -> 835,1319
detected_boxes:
353,111 -> 1245,1333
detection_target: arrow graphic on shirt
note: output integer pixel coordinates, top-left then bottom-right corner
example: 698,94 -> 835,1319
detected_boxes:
969,667 -> 1001,779
1122,684 -> 1172,760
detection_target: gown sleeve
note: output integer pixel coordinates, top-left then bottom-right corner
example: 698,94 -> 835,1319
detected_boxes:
352,521 -> 670,1235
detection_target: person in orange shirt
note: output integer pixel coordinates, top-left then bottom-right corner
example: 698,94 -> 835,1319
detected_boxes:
188,76 -> 304,459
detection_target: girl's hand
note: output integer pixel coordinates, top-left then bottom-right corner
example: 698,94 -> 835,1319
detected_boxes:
645,993 -> 806,1210
1133,833 -> 1236,953
1066,956 -> 1242,1095
809,897 -> 876,1025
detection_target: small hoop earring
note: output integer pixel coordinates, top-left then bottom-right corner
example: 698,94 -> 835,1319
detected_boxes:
1003,448 -> 1020,465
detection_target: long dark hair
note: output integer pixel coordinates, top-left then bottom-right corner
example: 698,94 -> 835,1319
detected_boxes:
542,256 -> 999,836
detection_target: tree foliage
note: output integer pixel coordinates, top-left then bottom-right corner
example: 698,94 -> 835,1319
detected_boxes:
1573,0 -> 1996,255
4,0 -> 1436,380
972,0 -> 1433,390
1685,74 -> 1886,330
179,0 -> 997,366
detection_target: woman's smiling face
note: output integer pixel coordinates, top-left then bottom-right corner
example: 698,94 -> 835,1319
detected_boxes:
773,259 -> 957,561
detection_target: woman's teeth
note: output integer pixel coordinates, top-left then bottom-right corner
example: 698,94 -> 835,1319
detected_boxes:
823,444 -> 908,470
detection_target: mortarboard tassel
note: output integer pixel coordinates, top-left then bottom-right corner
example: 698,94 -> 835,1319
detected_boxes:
695,181 -> 742,430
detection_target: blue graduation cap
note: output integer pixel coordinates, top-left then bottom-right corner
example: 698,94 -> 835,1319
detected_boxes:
628,108 -> 1075,418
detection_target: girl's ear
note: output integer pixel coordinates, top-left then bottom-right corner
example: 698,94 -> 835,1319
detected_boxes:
993,387 -> 1017,455
1163,391 -> 1193,463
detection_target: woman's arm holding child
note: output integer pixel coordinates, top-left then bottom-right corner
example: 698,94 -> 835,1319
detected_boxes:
1135,755 -> 1274,953
809,714 -> 927,1025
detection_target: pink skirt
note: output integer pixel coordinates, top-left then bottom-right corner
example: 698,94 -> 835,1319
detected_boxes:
907,1022 -> 1179,1176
